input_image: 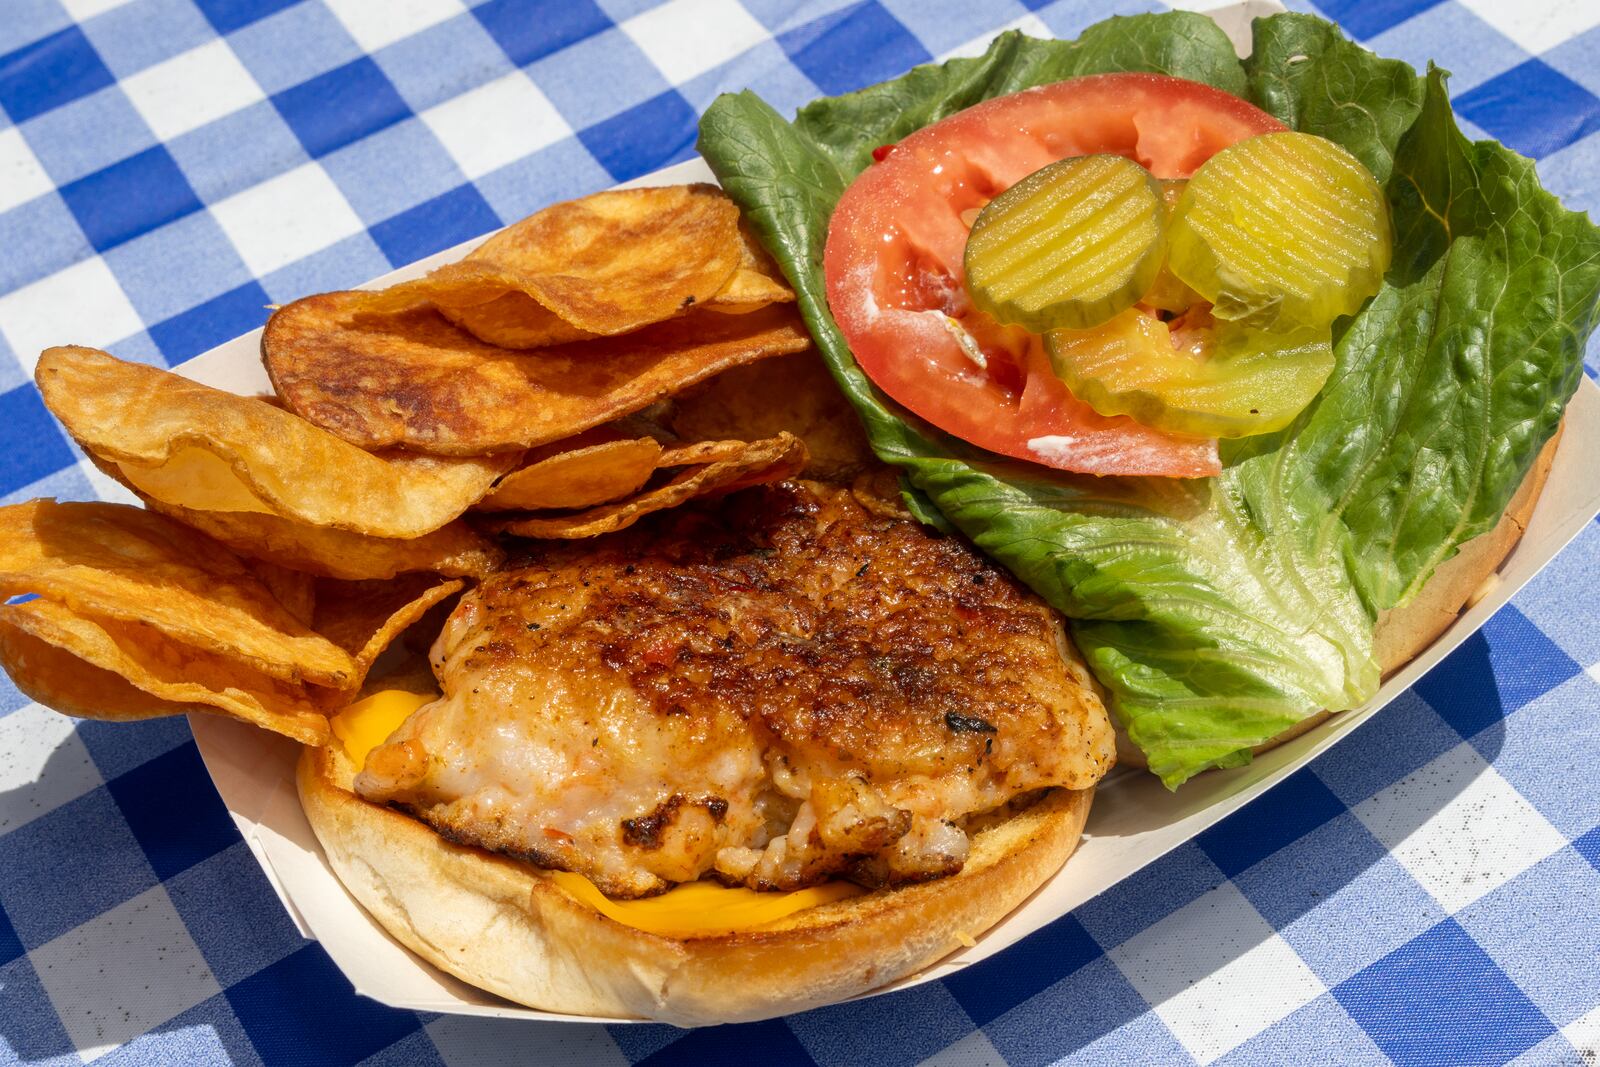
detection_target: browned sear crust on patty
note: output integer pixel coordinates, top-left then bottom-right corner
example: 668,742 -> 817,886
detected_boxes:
356,480 -> 1115,897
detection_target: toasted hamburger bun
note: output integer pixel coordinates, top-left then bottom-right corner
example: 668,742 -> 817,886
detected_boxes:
298,739 -> 1092,1025
299,433 -> 1557,1021
1116,428 -> 1561,766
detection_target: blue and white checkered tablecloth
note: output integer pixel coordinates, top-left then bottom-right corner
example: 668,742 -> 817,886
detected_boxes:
3,0 -> 1600,1063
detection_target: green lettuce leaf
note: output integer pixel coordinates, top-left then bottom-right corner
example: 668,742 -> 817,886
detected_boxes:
1244,13 -> 1423,183
697,12 -> 1600,786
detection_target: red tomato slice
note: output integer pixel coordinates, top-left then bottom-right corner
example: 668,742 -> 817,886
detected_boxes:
824,73 -> 1286,478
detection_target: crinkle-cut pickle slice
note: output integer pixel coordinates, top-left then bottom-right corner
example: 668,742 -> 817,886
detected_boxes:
964,154 -> 1166,332
1142,180 -> 1203,314
1166,131 -> 1391,330
1046,311 -> 1335,439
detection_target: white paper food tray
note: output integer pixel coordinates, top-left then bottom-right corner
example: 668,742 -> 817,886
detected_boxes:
170,0 -> 1600,1024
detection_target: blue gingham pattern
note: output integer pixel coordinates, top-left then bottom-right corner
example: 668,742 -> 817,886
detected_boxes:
3,1 -> 1600,1063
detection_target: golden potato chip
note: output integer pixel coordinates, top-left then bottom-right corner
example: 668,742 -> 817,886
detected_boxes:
0,499 -> 355,687
655,439 -> 755,466
137,495 -> 502,581
311,573 -> 464,697
476,426 -> 797,515
404,589 -> 463,660
669,351 -> 877,481
264,295 -> 810,454
437,219 -> 795,344
439,289 -> 591,349
245,557 -> 316,627
353,185 -> 743,347
476,437 -> 664,512
492,432 -> 808,539
37,347 -> 518,538
0,613 -> 225,724
704,223 -> 795,315
0,599 -> 329,745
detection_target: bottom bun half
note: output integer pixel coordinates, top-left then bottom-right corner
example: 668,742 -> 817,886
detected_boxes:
298,742 -> 1092,1025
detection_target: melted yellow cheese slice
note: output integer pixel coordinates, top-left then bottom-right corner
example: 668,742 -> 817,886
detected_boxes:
331,688 -> 435,769
548,871 -> 861,938
330,691 -> 863,937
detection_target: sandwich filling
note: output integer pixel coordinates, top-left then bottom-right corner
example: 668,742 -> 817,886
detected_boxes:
356,480 -> 1115,897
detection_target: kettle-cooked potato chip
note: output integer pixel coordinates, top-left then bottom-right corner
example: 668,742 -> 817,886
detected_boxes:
139,498 -> 502,581
669,351 -> 877,481
652,439 -> 761,465
424,226 -> 795,349
0,554 -> 464,737
0,499 -> 355,687
0,608 -> 187,724
245,557 -> 317,626
491,432 -> 808,539
352,185 -> 744,348
311,574 -> 464,698
264,295 -> 810,454
0,599 -> 330,745
703,224 -> 796,315
476,436 -> 664,512
437,218 -> 797,344
37,347 -> 518,539
475,429 -> 806,515
437,289 -> 588,349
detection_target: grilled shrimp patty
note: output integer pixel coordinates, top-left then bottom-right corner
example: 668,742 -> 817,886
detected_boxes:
355,480 -> 1115,897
